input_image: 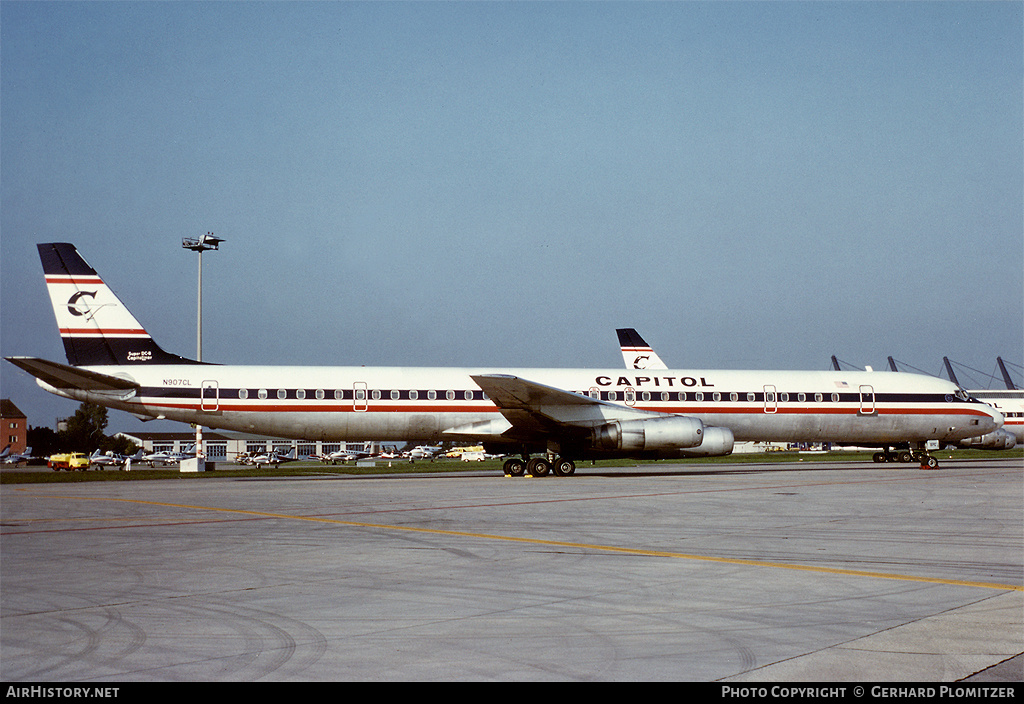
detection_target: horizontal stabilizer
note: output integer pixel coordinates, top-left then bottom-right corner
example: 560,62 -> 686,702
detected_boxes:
5,356 -> 138,392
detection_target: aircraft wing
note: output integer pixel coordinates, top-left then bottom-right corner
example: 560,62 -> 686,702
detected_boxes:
6,357 -> 138,394
468,373 -> 668,440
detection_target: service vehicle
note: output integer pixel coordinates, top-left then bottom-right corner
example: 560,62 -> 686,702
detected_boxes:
48,452 -> 91,471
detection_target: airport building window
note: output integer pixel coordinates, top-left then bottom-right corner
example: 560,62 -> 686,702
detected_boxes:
206,443 -> 227,460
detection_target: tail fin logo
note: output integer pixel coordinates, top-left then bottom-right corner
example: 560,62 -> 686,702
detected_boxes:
631,355 -> 652,369
67,291 -> 112,321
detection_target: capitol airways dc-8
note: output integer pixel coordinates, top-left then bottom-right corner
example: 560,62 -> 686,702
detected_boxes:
7,243 -> 1002,475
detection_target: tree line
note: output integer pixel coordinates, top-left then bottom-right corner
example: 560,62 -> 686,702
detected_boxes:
26,402 -> 139,459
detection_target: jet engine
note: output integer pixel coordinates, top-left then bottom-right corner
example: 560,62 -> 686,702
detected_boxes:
674,426 -> 735,457
593,416 -> 704,452
957,429 -> 1017,450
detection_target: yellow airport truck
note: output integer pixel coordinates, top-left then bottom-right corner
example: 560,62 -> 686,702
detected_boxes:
48,452 -> 91,471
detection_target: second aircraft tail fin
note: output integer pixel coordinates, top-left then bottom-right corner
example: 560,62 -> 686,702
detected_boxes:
616,328 -> 668,370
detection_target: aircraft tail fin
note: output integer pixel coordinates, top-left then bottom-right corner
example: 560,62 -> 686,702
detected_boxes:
616,328 -> 668,370
38,243 -> 202,366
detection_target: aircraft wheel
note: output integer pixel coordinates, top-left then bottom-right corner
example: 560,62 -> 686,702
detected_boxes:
527,458 -> 550,477
503,458 -> 525,476
898,451 -> 913,463
552,458 -> 576,476
920,456 -> 939,470
873,452 -> 886,463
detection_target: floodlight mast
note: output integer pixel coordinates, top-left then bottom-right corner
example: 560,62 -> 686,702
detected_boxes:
181,233 -> 223,361
181,233 -> 224,463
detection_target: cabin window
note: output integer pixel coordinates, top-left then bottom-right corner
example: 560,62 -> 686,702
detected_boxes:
446,390 -> 455,401
315,389 -> 325,400
238,389 -> 248,400
747,392 -> 756,402
277,389 -> 287,400
730,392 -> 738,402
713,392 -> 721,402
695,392 -> 704,402
427,390 -> 437,400
797,393 -> 806,402
296,389 -> 306,400
372,390 -> 381,400
409,390 -> 418,400
334,389 -> 343,400
815,393 -> 823,402
831,392 -> 839,402
391,389 -> 400,400
258,389 -> 268,400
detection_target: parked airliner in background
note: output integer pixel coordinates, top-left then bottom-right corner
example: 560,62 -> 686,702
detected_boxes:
6,244 -> 1002,476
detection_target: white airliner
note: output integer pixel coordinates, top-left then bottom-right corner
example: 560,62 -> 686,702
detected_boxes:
6,243 -> 1003,476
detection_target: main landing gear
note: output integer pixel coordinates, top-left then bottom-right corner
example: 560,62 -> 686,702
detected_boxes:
503,456 -> 576,477
872,445 -> 939,469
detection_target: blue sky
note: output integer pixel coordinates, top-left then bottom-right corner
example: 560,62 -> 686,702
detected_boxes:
2,1 -> 1021,432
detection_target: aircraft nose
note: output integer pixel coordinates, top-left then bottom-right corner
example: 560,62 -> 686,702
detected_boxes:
984,406 -> 1004,432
